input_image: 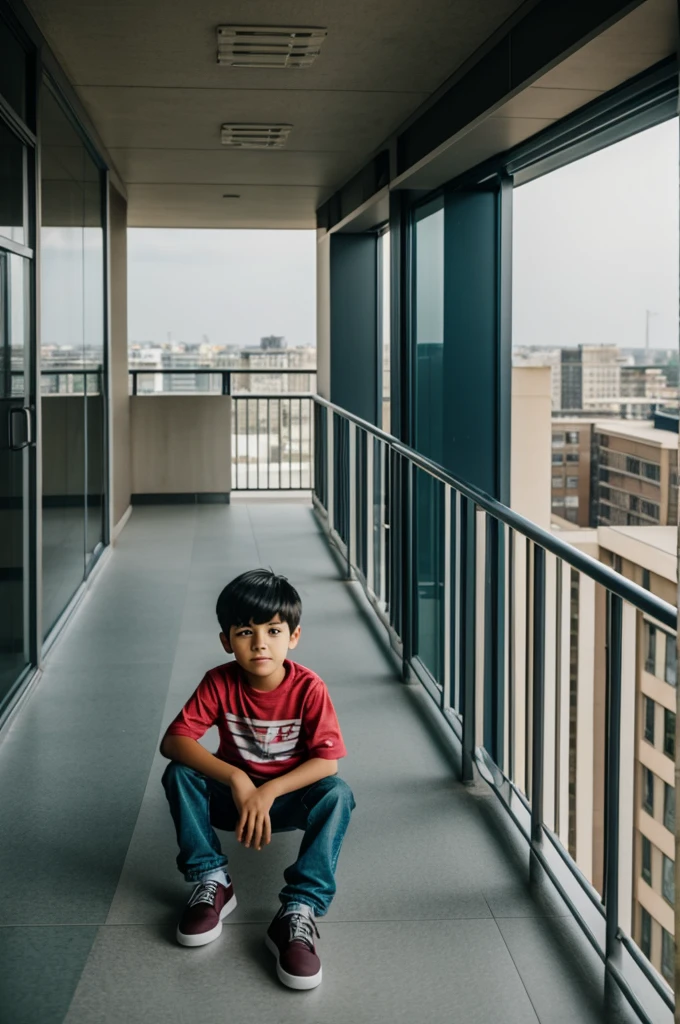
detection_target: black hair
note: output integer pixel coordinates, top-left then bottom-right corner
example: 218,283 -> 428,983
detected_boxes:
216,569 -> 302,636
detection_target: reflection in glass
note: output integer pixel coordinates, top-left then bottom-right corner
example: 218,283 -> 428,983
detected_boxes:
40,84 -> 105,636
0,16 -> 28,122
412,202 -> 445,682
414,202 -> 444,464
0,251 -> 30,707
0,119 -> 25,244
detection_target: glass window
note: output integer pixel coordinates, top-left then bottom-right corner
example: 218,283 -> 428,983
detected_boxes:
413,200 -> 444,464
645,622 -> 657,674
413,201 -> 445,686
641,835 -> 651,884
613,554 -> 622,573
552,475 -> 564,488
662,929 -> 674,984
0,16 -> 28,122
641,568 -> 650,591
564,496 -> 579,508
551,498 -> 565,509
566,452 -> 579,463
552,433 -> 565,448
665,633 -> 677,686
665,784 -> 676,833
642,767 -> 654,815
629,495 -> 639,512
552,453 -> 564,465
643,461 -> 661,482
663,855 -> 674,904
566,476 -> 579,488
565,509 -> 578,523
664,709 -> 675,759
640,908 -> 651,958
643,696 -> 655,744
626,456 -> 640,475
379,230 -> 390,433
0,119 -> 26,245
641,500 -> 660,519
41,84 -> 106,637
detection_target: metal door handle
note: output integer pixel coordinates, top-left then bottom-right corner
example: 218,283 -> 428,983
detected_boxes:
8,406 -> 32,450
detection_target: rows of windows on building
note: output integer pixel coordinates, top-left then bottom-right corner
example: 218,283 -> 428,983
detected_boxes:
549,420 -> 678,528
637,620 -> 676,985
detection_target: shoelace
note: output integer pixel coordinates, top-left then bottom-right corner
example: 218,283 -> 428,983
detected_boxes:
283,910 -> 320,950
189,880 -> 219,908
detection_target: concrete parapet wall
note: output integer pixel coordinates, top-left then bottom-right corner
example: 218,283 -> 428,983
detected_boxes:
130,395 -> 231,498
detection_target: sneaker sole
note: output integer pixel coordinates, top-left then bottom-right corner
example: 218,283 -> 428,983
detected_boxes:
264,934 -> 323,990
177,893 -> 238,947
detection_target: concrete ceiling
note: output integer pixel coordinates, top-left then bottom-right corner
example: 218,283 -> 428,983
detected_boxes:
393,0 -> 678,190
25,0 -> 531,227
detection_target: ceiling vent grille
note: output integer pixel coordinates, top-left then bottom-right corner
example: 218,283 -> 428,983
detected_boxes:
217,26 -> 327,69
220,124 -> 293,150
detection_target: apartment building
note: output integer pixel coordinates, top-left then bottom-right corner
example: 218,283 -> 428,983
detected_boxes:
561,345 -> 621,411
597,527 -> 677,986
592,419 -> 679,527
551,419 -> 593,526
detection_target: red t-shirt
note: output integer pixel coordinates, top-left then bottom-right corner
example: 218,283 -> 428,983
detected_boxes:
166,659 -> 347,780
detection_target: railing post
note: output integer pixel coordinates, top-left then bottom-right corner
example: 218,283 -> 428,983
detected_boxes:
222,371 -> 231,396
347,421 -> 356,579
132,372 -> 137,396
461,496 -> 477,781
531,544 -> 546,845
605,592 -> 623,964
401,457 -> 414,681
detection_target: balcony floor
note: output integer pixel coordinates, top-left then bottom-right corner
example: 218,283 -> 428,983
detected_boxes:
0,505 -> 633,1024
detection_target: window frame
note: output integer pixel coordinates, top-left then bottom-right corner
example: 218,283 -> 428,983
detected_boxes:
641,835 -> 652,885
642,767 -> 654,815
664,783 -> 675,833
643,695 -> 655,745
663,708 -> 675,760
662,854 -> 675,906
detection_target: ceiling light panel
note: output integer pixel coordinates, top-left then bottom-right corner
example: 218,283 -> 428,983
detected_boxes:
217,26 -> 327,69
220,124 -> 293,150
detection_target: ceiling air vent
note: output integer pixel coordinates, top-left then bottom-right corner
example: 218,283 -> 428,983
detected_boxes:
220,124 -> 293,150
217,26 -> 327,69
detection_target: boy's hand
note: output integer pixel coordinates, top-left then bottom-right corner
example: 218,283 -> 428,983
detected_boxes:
235,785 -> 277,851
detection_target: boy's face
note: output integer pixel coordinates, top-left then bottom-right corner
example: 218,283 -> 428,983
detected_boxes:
220,614 -> 301,682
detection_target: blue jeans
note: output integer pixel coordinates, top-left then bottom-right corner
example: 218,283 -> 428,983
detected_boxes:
161,762 -> 355,918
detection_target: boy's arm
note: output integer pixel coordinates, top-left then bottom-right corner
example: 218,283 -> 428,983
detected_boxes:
160,734 -> 253,792
236,758 -> 339,851
259,757 -> 338,799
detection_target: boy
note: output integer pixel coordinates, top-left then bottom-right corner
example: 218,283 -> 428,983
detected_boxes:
160,569 -> 355,991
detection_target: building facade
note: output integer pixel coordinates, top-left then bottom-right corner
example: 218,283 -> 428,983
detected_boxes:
592,419 -> 679,527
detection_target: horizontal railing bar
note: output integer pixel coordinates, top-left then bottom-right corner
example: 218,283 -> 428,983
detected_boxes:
618,933 -> 675,1011
313,396 -> 677,630
128,368 -> 316,375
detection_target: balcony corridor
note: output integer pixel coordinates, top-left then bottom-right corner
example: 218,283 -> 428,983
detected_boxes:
0,504 -> 632,1024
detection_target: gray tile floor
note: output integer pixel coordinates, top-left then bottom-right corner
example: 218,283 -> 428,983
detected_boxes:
0,505 -> 631,1024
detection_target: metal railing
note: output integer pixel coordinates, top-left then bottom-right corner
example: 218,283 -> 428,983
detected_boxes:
232,395 -> 314,491
126,369 -> 317,492
128,367 -> 316,396
312,395 -> 677,1024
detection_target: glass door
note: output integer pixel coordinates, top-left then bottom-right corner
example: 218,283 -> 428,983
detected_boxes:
0,249 -> 32,710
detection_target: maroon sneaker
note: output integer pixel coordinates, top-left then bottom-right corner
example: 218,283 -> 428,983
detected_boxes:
265,905 -> 322,990
176,878 -> 237,947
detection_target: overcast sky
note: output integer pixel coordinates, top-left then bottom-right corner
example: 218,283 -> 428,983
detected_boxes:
128,229 -> 317,348
127,116 -> 678,352
513,117 -> 678,350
